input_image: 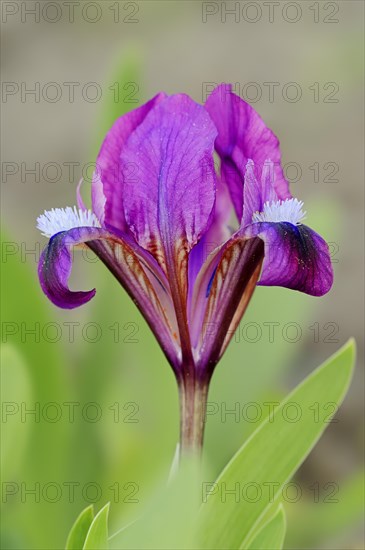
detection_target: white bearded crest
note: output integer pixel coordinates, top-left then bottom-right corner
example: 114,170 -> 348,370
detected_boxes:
252,198 -> 306,225
37,206 -> 101,238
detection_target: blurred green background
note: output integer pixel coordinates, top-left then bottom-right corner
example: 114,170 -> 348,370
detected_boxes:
1,1 -> 364,548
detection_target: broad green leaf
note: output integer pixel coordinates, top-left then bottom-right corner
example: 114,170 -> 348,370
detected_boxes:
83,503 -> 110,550
244,504 -> 286,550
197,339 -> 355,549
66,505 -> 94,550
246,499 -> 282,542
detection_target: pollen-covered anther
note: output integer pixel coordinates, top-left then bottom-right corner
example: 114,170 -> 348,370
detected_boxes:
37,206 -> 101,238
252,198 -> 306,225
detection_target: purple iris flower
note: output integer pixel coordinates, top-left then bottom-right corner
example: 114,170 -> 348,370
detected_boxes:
37,83 -> 333,454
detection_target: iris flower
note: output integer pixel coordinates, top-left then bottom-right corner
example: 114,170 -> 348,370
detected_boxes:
37,83 -> 333,455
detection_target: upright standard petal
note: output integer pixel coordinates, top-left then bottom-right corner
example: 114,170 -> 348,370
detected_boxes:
122,94 -> 217,260
243,222 -> 333,297
205,83 -> 290,220
38,226 -> 181,370
121,94 -> 217,365
94,93 -> 167,230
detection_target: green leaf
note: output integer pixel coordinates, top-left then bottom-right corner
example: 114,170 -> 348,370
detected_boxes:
197,339 -> 355,549
83,503 -> 110,550
66,505 -> 94,550
244,504 -> 286,550
247,500 -> 282,541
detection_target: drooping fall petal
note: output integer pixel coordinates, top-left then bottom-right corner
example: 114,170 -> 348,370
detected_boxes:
38,226 -> 181,370
243,222 -> 333,296
190,235 -> 264,374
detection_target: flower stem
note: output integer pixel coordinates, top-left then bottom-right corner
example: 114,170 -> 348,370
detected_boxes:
178,376 -> 209,458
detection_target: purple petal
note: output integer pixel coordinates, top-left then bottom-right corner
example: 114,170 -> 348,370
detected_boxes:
205,83 -> 291,220
95,93 -> 167,230
188,178 -> 233,296
121,94 -> 218,364
39,230 -> 96,309
38,226 -> 181,369
242,159 -> 278,226
190,236 -> 264,375
244,222 -> 333,296
122,94 -> 217,258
